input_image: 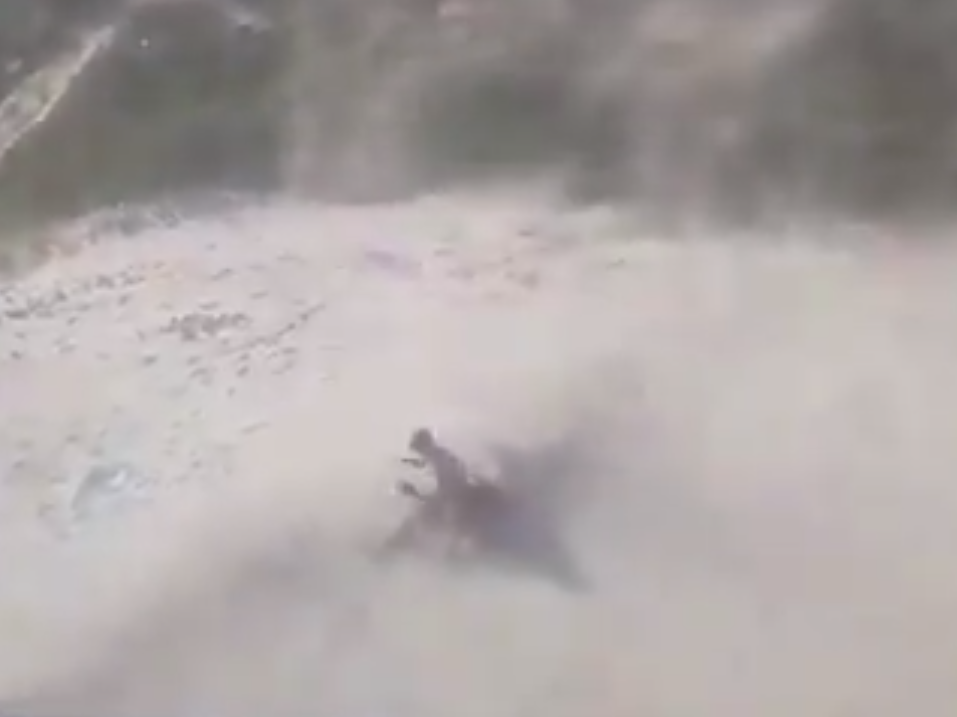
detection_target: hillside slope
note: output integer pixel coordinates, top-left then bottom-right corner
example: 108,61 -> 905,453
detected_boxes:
2,197 -> 957,717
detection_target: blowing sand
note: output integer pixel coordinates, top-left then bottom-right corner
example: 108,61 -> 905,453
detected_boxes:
2,194 -> 957,717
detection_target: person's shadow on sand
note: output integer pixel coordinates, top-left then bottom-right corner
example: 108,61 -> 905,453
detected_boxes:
466,438 -> 594,591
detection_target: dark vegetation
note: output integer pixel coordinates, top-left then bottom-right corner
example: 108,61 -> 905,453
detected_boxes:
1,0 -> 957,230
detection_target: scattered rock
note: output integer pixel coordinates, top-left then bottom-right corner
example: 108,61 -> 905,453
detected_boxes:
67,460 -> 151,523
163,310 -> 251,341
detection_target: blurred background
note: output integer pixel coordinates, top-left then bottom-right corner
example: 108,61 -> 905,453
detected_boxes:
3,0 -> 957,230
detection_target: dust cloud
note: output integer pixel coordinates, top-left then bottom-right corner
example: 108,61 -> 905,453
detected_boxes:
1,195 -> 957,716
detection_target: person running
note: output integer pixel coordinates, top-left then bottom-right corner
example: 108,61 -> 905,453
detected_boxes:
386,427 -> 503,559
401,427 -> 476,522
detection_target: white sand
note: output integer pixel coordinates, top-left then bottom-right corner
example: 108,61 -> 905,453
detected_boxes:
2,194 -> 957,717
